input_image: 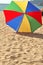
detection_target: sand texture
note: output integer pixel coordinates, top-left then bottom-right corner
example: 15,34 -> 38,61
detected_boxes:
0,11 -> 43,65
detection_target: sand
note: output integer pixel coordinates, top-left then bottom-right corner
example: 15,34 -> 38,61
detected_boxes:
0,11 -> 43,65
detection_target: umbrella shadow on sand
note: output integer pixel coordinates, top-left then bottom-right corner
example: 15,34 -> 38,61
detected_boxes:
16,32 -> 43,39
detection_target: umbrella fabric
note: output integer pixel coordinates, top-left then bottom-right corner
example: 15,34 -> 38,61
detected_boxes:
3,1 -> 42,32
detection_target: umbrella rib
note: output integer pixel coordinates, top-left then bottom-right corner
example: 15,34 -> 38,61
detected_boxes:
14,1 -> 23,12
25,2 -> 28,13
26,15 -> 42,32
26,11 -> 42,25
28,15 -> 42,25
5,1 -> 23,12
17,15 -> 24,32
26,15 -> 32,32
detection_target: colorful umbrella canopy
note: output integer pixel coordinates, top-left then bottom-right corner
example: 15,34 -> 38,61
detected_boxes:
3,1 -> 42,32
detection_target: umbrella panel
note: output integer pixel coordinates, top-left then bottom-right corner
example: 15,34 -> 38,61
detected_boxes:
26,2 -> 40,12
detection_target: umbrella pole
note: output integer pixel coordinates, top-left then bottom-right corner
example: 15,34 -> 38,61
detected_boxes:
42,12 -> 43,16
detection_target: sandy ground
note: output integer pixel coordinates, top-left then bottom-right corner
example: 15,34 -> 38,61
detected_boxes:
0,11 -> 43,65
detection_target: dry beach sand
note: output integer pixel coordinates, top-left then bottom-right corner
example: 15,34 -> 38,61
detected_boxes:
0,11 -> 43,65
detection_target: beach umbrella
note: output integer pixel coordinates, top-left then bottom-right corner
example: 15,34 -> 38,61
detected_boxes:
3,1 -> 42,32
